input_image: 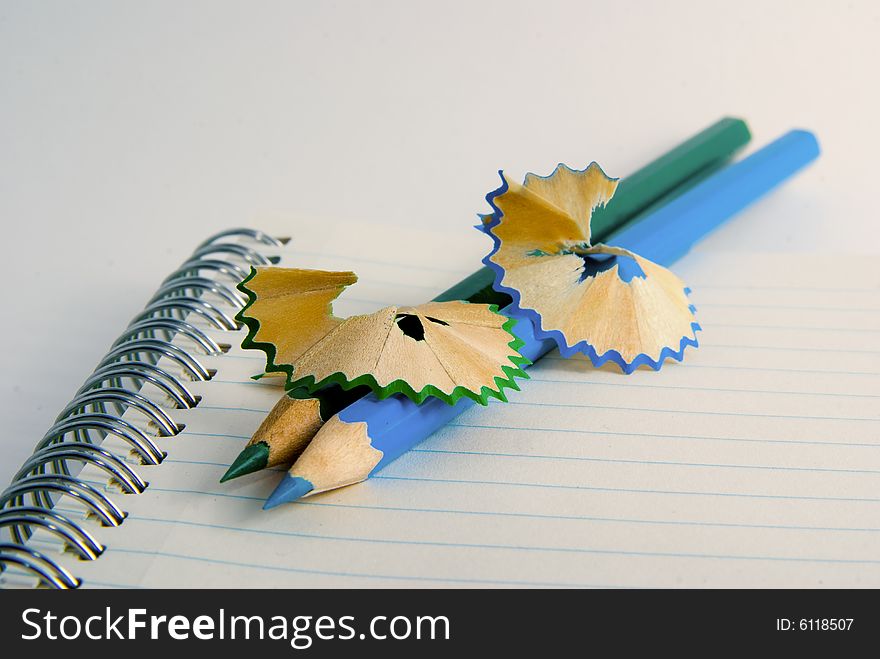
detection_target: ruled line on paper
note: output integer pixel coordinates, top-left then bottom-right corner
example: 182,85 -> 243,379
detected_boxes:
526,377 -> 880,398
100,547 -> 626,588
445,423 -> 880,449
498,400 -> 877,422
105,468 -> 880,504
52,501 -> 880,535
695,302 -> 880,312
103,516 -> 880,565
687,284 -> 880,293
369,475 -> 880,505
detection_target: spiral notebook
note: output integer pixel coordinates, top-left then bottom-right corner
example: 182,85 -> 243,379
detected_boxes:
1,223 -> 878,589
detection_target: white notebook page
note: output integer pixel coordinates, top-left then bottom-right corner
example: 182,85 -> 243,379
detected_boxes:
21,222 -> 880,588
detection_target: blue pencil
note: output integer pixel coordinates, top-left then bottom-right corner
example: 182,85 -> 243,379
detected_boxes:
264,129 -> 821,509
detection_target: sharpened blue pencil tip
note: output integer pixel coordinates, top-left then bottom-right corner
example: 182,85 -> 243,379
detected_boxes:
263,475 -> 314,510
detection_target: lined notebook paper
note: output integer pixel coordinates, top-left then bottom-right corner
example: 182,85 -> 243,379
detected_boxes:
24,223 -> 880,588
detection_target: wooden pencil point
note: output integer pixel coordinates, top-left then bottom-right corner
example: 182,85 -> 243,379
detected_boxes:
287,416 -> 383,495
263,475 -> 314,509
250,394 -> 325,467
220,442 -> 270,482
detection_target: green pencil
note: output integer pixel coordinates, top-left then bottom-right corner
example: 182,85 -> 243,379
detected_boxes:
221,116 -> 752,482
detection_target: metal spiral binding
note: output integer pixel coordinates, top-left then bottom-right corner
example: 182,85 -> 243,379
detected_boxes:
0,228 -> 286,589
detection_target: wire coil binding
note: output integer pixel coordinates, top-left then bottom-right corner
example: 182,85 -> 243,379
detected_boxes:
0,228 -> 286,588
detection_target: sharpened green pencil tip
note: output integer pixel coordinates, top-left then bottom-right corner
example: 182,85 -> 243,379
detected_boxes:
263,475 -> 314,510
220,442 -> 270,482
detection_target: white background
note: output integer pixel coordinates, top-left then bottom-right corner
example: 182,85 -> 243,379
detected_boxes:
1,0 -> 877,486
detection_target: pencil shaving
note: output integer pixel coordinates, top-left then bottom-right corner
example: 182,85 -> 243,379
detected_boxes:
482,163 -> 700,372
237,267 -> 529,405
